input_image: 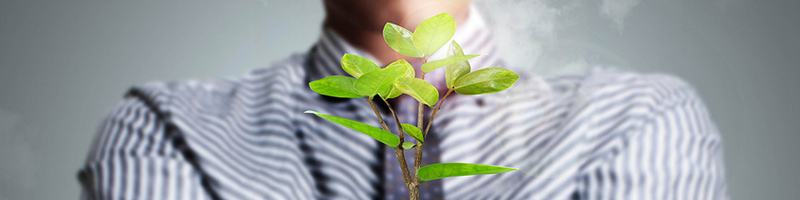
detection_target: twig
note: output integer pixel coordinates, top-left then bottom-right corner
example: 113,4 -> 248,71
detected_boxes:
366,98 -> 391,132
380,98 -> 414,188
424,89 -> 453,136
409,58 -> 428,200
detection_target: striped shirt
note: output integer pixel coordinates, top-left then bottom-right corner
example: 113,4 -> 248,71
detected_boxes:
78,7 -> 728,200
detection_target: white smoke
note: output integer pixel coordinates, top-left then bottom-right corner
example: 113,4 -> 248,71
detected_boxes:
600,0 -> 641,32
475,0 -> 641,74
475,0 -> 562,71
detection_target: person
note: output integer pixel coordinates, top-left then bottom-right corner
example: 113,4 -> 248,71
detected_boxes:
78,0 -> 728,199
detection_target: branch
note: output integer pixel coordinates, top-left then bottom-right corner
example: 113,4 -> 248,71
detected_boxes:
414,70 -> 427,173
380,98 -> 414,187
411,89 -> 454,186
417,72 -> 426,135
381,98 -> 406,142
408,60 -> 429,198
366,98 -> 391,132
423,89 -> 453,136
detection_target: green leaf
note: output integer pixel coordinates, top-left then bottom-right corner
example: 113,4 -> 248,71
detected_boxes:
341,53 -> 380,78
453,67 -> 520,95
309,76 -> 364,98
383,23 -> 423,57
445,41 -> 471,89
401,123 -> 424,143
402,142 -> 417,149
413,13 -> 456,56
354,62 -> 407,98
421,54 -> 482,73
380,59 -> 415,99
386,59 -> 415,77
304,110 -> 400,147
417,163 -> 517,183
393,77 -> 439,107
384,59 -> 415,99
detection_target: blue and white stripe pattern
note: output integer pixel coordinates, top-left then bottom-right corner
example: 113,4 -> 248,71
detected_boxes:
78,8 -> 728,200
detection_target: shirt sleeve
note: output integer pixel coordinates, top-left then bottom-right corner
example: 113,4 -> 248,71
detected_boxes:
77,97 -> 212,200
581,76 -> 729,200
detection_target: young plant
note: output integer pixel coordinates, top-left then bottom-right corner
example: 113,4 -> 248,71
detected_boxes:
306,13 -> 520,200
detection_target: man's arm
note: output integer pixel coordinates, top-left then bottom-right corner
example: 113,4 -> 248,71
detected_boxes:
78,97 -> 211,200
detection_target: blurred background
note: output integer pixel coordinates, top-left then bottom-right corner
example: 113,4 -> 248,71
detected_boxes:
0,0 -> 798,199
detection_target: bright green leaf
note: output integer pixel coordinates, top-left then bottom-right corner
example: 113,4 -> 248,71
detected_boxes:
413,13 -> 456,56
354,63 -> 407,98
453,67 -> 520,95
381,60 -> 415,98
417,163 -> 517,183
421,54 -> 482,73
341,53 -> 380,78
401,123 -> 424,143
384,59 -> 416,99
385,89 -> 404,100
386,59 -> 415,78
445,41 -> 471,89
304,110 -> 400,147
393,77 -> 439,107
309,76 -> 363,98
402,142 -> 417,149
383,23 -> 423,57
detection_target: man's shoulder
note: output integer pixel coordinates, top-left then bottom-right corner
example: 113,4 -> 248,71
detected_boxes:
510,66 -> 701,105
127,54 -> 309,115
519,66 -> 707,133
548,66 -> 709,135
574,67 -> 702,105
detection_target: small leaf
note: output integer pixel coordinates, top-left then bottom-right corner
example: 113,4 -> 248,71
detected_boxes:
304,111 -> 400,147
421,54 -> 482,73
309,76 -> 364,98
383,23 -> 423,57
341,53 -> 380,78
445,41 -> 471,89
354,63 -> 407,98
413,13 -> 456,56
393,77 -> 439,107
453,67 -> 520,95
402,142 -> 417,149
401,123 -> 424,143
417,163 -> 517,183
380,59 -> 415,98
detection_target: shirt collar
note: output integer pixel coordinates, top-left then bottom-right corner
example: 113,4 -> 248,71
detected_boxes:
307,5 -> 503,84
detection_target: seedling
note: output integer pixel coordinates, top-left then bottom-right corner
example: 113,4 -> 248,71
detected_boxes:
306,13 -> 520,200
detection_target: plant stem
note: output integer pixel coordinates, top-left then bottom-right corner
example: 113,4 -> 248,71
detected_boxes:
409,58 -> 429,200
424,89 -> 453,136
380,98 -> 415,190
366,98 -> 391,132
381,98 -> 406,142
415,73 -> 425,172
417,57 -> 428,138
368,98 -> 416,199
417,74 -> 426,135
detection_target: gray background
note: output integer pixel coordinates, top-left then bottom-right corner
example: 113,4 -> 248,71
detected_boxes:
0,0 -> 797,199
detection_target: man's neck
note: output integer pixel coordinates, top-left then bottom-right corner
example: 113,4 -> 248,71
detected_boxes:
323,1 -> 470,65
